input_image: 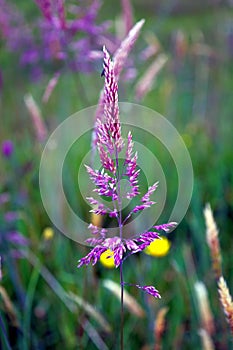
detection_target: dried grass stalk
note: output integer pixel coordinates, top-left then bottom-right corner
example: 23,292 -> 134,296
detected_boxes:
218,276 -> 233,336
68,291 -> 112,333
24,93 -> 48,143
204,203 -> 222,279
103,279 -> 145,318
194,281 -> 215,335
154,307 -> 168,350
42,72 -> 60,103
0,286 -> 19,327
135,54 -> 168,100
198,329 -> 215,350
91,212 -> 103,227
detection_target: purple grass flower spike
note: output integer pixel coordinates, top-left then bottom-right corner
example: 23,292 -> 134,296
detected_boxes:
1,140 -> 14,158
101,46 -> 124,152
113,19 -> 145,80
121,0 -> 133,35
78,46 -> 177,308
93,19 -> 145,150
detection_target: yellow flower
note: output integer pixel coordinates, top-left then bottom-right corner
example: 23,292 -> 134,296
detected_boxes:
100,249 -> 115,268
144,236 -> 171,257
42,227 -> 54,240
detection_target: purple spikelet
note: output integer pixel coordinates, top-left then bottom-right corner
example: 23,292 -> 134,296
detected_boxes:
1,140 -> 14,158
141,181 -> 159,202
78,245 -> 107,267
153,222 -> 177,232
85,165 -> 118,200
124,131 -> 140,199
135,285 -> 161,299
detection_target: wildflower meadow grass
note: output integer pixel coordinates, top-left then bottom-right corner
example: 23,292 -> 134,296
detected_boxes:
1,1 -> 233,349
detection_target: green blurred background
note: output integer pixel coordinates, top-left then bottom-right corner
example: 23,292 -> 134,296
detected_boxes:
1,1 -> 233,349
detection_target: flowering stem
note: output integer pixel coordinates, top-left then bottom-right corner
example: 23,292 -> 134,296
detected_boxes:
120,261 -> 124,350
115,146 -> 124,349
77,45 -> 169,345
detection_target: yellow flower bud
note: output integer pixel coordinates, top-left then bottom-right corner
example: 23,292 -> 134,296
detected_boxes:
42,227 -> 54,240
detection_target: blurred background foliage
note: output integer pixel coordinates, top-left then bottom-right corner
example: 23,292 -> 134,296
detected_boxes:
1,0 -> 233,349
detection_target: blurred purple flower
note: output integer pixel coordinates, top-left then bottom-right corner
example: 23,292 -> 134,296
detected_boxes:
35,0 -> 53,23
7,231 -> 29,246
78,47 -> 176,298
0,193 -> 10,205
113,19 -> 145,80
4,211 -> 18,223
0,0 -> 115,78
1,140 -> 14,158
10,249 -> 25,259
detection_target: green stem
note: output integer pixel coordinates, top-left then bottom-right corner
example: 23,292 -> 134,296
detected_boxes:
115,147 -> 124,350
120,262 -> 124,350
0,311 -> 12,350
22,267 -> 40,350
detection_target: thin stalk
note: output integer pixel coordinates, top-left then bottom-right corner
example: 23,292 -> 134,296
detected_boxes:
120,262 -> 124,350
115,147 -> 124,350
22,267 -> 40,350
119,216 -> 124,350
0,312 -> 12,350
119,217 -> 124,350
